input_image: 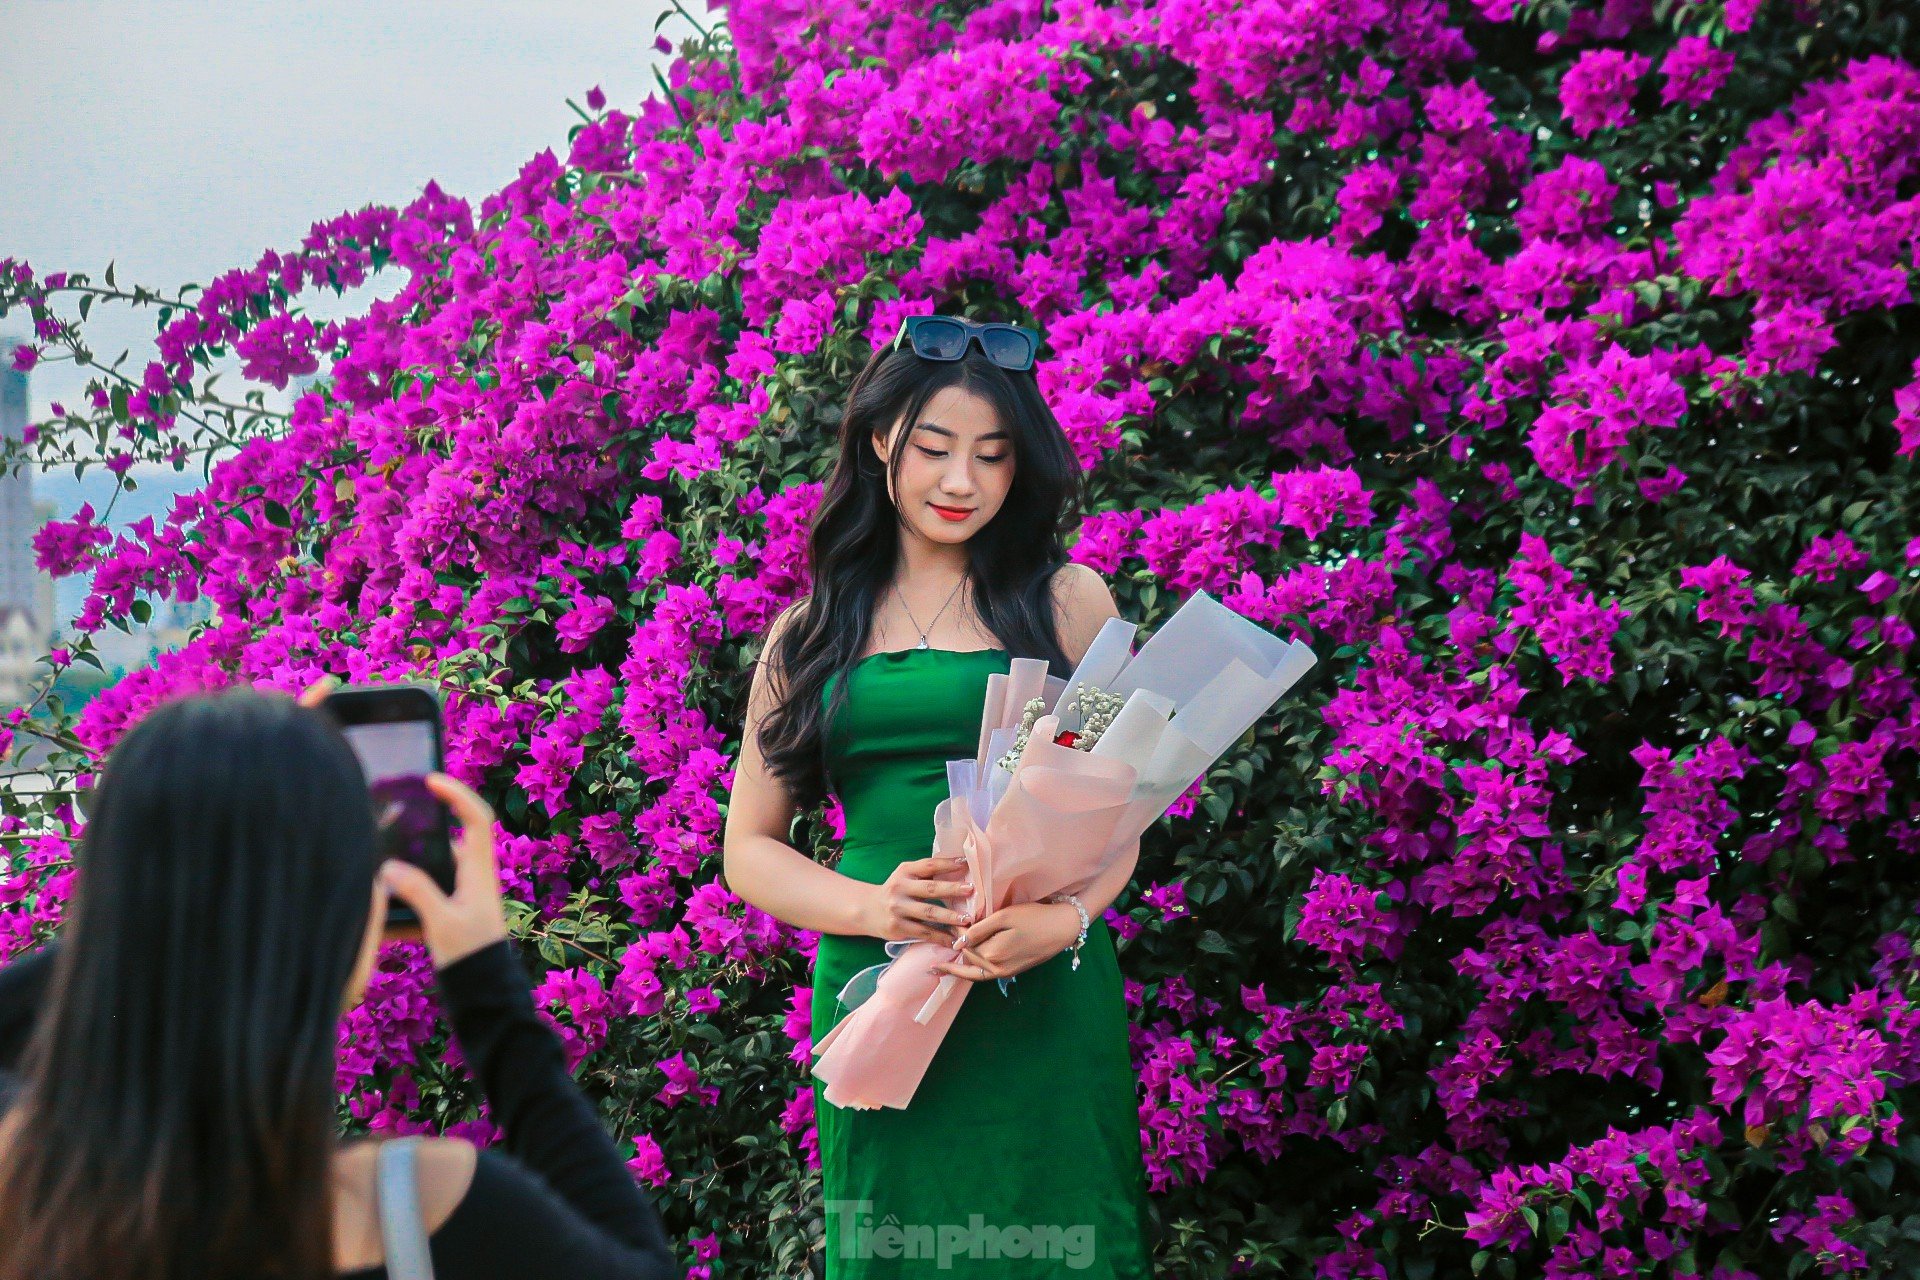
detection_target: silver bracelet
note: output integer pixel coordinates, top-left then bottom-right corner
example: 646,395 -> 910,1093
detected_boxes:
1048,892 -> 1090,970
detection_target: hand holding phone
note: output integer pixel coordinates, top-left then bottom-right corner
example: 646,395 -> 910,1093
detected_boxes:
379,773 -> 510,970
307,679 -> 508,964
319,682 -> 456,929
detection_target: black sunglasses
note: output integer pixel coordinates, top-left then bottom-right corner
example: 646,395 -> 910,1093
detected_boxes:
890,315 -> 1040,372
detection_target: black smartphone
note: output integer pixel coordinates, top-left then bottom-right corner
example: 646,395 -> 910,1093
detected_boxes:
320,682 -> 454,928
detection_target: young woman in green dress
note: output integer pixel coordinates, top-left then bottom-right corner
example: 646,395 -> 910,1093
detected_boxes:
722,317 -> 1156,1278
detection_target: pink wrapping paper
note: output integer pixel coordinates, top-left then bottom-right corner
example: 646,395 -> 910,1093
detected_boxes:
811,589 -> 1319,1111
810,714 -> 1139,1111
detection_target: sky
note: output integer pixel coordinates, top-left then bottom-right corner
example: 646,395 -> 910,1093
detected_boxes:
1,0 -> 708,624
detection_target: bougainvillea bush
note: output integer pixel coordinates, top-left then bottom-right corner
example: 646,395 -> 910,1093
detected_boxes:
4,0 -> 1920,1274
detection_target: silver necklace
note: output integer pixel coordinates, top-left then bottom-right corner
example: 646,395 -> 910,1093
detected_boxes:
892,573 -> 967,649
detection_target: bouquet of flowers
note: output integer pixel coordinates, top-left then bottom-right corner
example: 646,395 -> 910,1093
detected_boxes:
811,588 -> 1318,1111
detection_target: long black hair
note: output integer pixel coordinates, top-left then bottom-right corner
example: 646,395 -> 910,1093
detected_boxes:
0,686 -> 379,1280
756,332 -> 1086,810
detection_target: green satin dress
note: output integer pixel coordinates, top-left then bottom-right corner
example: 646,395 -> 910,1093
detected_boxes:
813,646 -> 1155,1279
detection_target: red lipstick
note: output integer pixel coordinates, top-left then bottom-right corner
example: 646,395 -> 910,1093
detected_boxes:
930,503 -> 975,522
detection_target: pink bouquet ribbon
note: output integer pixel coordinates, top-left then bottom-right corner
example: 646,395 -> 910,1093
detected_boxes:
812,589 -> 1318,1111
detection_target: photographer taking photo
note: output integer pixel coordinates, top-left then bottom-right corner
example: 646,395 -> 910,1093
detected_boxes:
0,680 -> 681,1280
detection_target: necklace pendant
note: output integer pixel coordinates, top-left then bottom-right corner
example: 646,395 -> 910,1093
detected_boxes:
915,638 -> 929,649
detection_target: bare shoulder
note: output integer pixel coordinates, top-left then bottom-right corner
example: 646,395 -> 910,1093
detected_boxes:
767,596 -> 808,644
411,1136 -> 480,1224
1048,563 -> 1120,666
761,596 -> 812,666
333,1135 -> 480,1268
338,1134 -> 477,1213
754,597 -> 809,696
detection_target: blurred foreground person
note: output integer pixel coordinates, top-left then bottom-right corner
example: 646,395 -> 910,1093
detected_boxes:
0,683 -> 681,1280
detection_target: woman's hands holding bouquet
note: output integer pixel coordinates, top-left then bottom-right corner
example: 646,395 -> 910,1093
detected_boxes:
851,850 -> 1076,980
928,901 -> 1081,983
860,854 -> 976,946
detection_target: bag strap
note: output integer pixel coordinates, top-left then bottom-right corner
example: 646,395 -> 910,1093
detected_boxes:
374,1136 -> 437,1280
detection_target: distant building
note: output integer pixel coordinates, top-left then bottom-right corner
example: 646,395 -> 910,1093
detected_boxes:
0,346 -> 54,706
0,604 -> 49,702
34,500 -> 55,632
0,350 -> 39,614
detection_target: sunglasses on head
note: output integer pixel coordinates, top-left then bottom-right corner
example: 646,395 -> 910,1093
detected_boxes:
890,315 -> 1040,372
